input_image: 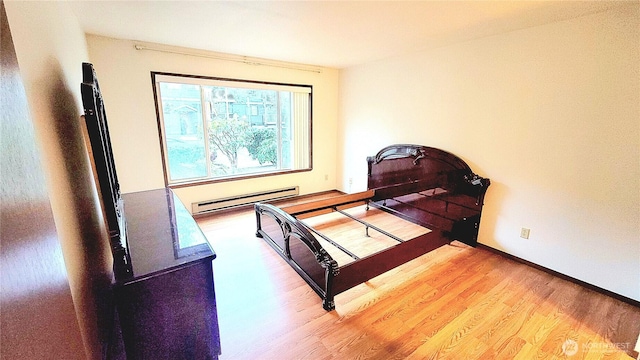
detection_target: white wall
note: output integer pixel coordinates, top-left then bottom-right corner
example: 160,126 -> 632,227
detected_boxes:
338,6 -> 640,301
85,35 -> 340,209
5,2 -> 113,358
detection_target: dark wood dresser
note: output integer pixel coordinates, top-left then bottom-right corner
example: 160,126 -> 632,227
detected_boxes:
113,188 -> 221,359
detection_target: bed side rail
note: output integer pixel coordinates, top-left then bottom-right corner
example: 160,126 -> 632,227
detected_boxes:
255,203 -> 339,310
332,231 -> 450,295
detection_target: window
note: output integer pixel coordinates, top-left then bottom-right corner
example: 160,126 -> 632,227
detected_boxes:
152,73 -> 312,186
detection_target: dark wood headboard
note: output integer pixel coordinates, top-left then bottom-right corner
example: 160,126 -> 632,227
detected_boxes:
367,144 -> 490,205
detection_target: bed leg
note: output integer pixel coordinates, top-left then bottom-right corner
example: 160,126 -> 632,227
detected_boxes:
323,298 -> 335,311
324,270 -> 337,311
255,204 -> 263,238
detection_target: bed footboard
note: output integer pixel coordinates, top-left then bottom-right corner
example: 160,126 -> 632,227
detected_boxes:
255,203 -> 339,310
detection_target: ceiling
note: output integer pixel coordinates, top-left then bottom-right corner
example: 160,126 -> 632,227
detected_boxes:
69,1 -> 632,69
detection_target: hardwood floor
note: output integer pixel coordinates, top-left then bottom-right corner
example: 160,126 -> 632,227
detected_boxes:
197,196 -> 640,360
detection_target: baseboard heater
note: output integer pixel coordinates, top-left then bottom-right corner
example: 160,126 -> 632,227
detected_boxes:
192,186 -> 299,215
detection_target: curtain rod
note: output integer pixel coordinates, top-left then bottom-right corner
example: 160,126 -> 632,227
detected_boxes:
134,44 -> 323,74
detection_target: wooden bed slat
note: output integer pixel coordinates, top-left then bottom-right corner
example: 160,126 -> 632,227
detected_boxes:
281,190 -> 375,216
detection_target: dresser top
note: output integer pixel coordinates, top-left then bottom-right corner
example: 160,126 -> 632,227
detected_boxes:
115,188 -> 215,286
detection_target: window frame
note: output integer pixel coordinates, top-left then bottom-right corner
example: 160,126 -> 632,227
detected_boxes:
151,71 -> 313,188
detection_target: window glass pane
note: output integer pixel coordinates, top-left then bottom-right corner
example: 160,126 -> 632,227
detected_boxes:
204,86 -> 280,176
159,82 -> 207,181
154,74 -> 311,185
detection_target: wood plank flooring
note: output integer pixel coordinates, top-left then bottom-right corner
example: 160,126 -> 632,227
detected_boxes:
197,196 -> 640,360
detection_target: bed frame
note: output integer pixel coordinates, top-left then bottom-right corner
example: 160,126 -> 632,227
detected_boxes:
255,144 -> 490,310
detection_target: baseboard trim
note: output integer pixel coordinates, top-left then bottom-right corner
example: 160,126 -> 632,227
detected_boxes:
192,189 -> 345,218
476,243 -> 640,308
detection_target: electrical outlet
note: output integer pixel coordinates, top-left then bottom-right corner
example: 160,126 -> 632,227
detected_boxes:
324,174 -> 328,181
520,228 -> 530,239
348,178 -> 353,185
